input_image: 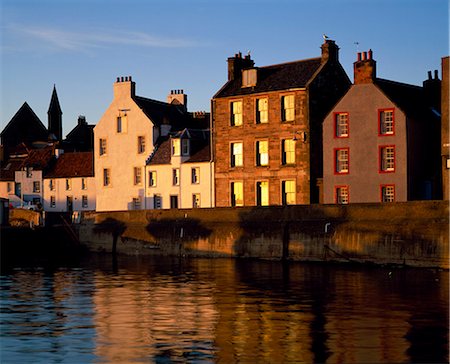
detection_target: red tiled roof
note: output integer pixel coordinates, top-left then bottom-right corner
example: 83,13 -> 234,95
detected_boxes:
45,152 -> 94,178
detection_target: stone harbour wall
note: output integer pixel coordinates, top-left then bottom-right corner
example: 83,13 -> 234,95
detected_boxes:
78,201 -> 449,268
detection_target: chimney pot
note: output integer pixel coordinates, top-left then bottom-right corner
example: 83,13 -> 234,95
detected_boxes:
129,76 -> 132,81
428,71 -> 432,80
362,52 -> 367,61
368,49 -> 373,60
357,52 -> 362,61
116,77 -> 120,82
434,70 -> 439,79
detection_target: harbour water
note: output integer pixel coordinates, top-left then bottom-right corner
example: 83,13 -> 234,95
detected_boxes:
1,254 -> 448,363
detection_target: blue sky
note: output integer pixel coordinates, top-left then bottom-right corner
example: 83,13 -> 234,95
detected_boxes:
1,0 -> 448,137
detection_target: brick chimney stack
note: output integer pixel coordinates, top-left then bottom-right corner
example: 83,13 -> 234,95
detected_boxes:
423,69 -> 441,112
354,49 -> 376,84
321,39 -> 339,63
227,52 -> 255,81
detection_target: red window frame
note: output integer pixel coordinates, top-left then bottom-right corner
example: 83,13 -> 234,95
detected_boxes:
334,148 -> 350,175
333,112 -> 349,138
334,185 -> 350,204
378,108 -> 395,136
380,184 -> 395,202
379,145 -> 395,173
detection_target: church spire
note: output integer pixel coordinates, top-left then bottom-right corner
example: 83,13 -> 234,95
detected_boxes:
48,84 -> 63,141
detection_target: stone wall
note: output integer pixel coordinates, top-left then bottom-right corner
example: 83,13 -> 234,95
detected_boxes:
78,201 -> 449,268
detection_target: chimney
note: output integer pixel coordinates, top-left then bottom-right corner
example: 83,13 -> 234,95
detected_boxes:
353,49 -> 376,84
167,89 -> 187,111
114,75 -> 136,99
423,69 -> 441,112
321,39 -> 339,63
77,115 -> 87,125
227,51 -> 255,81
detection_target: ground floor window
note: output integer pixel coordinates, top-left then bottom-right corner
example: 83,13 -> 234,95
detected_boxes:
50,196 -> 56,208
154,194 -> 162,209
170,195 -> 178,209
132,197 -> 141,210
82,195 -> 88,208
256,181 -> 269,206
335,186 -> 349,204
193,193 -> 200,208
230,181 -> 243,207
281,180 -> 296,205
381,185 -> 395,202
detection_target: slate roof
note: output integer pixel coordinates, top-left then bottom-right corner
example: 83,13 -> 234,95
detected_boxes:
1,102 -> 48,140
134,96 -> 194,130
45,152 -> 94,178
147,129 -> 211,165
374,78 -> 429,118
214,57 -> 323,98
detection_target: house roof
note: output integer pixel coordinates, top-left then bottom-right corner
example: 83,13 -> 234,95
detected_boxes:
133,96 -> 192,129
20,147 -> 54,170
375,78 -> 427,118
0,158 -> 26,181
1,102 -> 48,139
147,129 -> 211,165
45,152 -> 94,178
214,57 -> 323,98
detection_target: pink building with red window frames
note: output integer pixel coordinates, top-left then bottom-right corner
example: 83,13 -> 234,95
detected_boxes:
322,50 -> 442,204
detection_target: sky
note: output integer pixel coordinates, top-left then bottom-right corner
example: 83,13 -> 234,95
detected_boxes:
1,0 -> 448,137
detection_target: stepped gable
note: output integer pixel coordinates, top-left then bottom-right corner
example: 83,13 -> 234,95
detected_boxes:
45,152 -> 93,178
214,57 -> 322,98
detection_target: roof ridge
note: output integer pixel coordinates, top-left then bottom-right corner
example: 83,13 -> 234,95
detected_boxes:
260,56 -> 321,69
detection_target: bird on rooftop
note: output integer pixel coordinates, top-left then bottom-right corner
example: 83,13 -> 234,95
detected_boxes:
323,34 -> 329,40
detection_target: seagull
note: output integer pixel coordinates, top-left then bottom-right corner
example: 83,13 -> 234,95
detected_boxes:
323,34 -> 329,40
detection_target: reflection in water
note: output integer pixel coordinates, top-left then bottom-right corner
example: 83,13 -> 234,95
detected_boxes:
1,255 -> 448,363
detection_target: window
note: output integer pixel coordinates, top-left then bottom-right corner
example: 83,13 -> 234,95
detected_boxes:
191,167 -> 200,184
170,195 -> 178,209
242,69 -> 257,87
193,194 -> 200,208
138,136 -> 146,154
281,180 -> 296,205
256,181 -> 269,206
381,185 -> 395,202
379,109 -> 394,135
281,95 -> 295,122
154,194 -> 162,209
172,139 -> 181,156
149,171 -> 157,187
335,112 -> 349,137
335,186 -> 349,204
182,139 -> 190,156
134,167 -> 142,185
335,148 -> 349,174
172,168 -> 180,186
230,181 -> 244,207
81,178 -> 87,190
256,140 -> 269,166
117,115 -> 127,133
231,142 -> 243,167
103,168 -> 111,186
380,146 -> 395,172
33,181 -> 40,193
49,179 -> 55,191
7,182 -> 12,193
282,139 -> 296,165
66,179 -> 72,191
133,197 -> 141,210
50,196 -> 56,208
99,138 -> 107,156
82,195 -> 88,208
231,101 -> 243,126
26,167 -> 32,178
256,98 -> 268,124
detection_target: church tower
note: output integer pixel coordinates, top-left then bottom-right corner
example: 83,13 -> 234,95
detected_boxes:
48,85 -> 63,141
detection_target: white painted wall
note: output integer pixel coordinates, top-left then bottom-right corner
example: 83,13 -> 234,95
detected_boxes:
43,176 -> 96,211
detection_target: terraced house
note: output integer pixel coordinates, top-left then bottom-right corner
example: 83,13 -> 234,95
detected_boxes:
212,39 -> 351,207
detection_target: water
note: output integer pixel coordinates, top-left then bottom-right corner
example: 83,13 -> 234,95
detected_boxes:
1,255 -> 448,363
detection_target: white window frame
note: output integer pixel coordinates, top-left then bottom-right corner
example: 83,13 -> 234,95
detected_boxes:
172,168 -> 180,186
281,94 -> 295,122
282,180 -> 296,205
256,140 -> 269,166
149,171 -> 157,187
134,167 -> 142,185
231,101 -> 243,126
256,98 -> 268,124
335,113 -> 349,137
231,142 -> 243,167
191,167 -> 200,184
230,181 -> 244,207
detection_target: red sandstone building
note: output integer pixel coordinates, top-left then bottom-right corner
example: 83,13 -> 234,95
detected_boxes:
212,39 -> 351,207
323,50 -> 441,204
441,56 -> 449,200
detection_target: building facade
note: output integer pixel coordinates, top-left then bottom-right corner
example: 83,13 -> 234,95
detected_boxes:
146,129 -> 213,209
441,56 -> 449,200
94,77 -> 208,211
323,50 -> 441,204
43,151 -> 96,212
212,39 -> 351,207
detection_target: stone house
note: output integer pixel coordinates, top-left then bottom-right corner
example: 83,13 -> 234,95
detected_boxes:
146,128 -> 213,209
323,50 -> 441,204
212,39 -> 351,207
94,77 -> 208,211
43,151 -> 95,212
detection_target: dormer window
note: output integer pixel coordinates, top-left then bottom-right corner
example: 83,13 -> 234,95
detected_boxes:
172,139 -> 181,156
242,68 -> 257,87
181,139 -> 190,156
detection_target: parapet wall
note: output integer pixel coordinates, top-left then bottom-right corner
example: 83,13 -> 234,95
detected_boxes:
79,201 -> 449,268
